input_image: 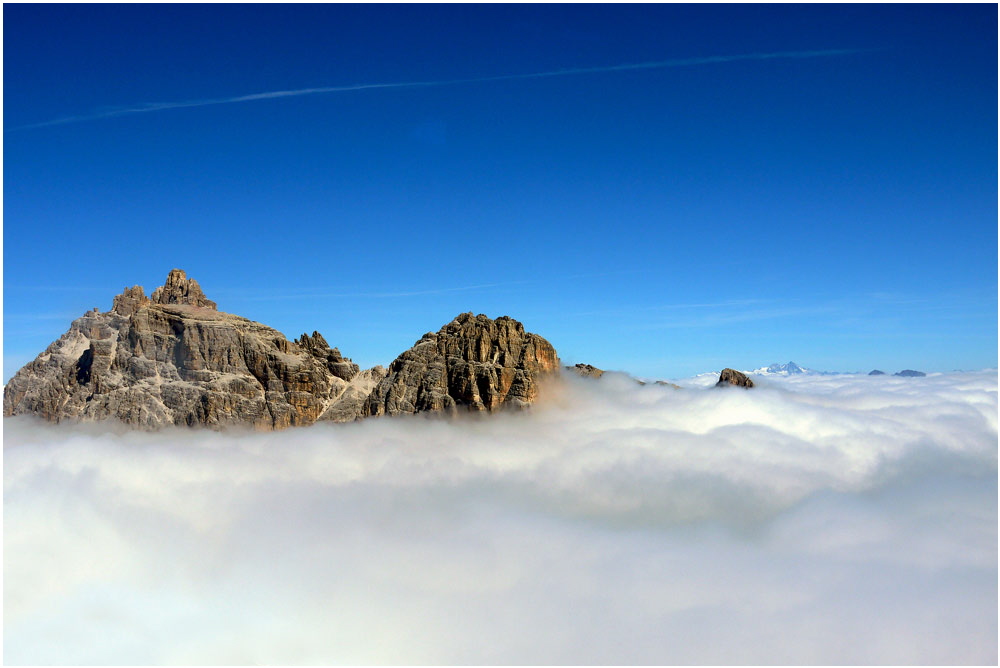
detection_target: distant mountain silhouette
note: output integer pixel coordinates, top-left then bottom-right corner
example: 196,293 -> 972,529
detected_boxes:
750,361 -> 810,375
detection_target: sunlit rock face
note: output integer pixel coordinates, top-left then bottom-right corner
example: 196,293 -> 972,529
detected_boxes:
364,312 -> 561,417
3,274 -> 560,430
150,268 -> 217,309
2,269 -> 374,430
567,363 -> 604,379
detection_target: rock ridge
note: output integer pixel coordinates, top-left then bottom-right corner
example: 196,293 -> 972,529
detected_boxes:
4,273 -> 561,430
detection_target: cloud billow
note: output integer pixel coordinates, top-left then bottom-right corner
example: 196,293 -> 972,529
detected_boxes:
4,370 -> 997,664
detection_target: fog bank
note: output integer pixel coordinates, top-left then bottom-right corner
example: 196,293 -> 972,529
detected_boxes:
5,371 -> 997,664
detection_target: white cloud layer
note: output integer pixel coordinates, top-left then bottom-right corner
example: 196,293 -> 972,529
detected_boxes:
4,371 -> 997,664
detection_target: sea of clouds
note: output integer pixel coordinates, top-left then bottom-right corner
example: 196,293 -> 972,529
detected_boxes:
4,370 -> 997,665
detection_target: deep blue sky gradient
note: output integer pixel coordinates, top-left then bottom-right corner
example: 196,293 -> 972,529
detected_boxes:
4,4 -> 997,380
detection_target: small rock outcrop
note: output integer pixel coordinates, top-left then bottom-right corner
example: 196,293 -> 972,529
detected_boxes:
868,369 -> 886,376
3,270 -> 372,430
894,369 -> 926,377
716,368 -> 754,388
638,379 -> 682,389
567,363 -> 681,389
150,269 -> 217,309
567,363 -> 604,379
363,312 -> 560,417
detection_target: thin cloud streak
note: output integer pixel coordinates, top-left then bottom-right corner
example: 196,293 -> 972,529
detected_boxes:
235,280 -> 533,301
216,269 -> 643,301
10,49 -> 871,131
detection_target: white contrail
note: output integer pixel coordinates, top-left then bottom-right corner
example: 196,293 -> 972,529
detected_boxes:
10,49 -> 868,131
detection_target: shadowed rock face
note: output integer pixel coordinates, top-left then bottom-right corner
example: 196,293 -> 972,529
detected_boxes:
716,368 -> 754,388
294,331 -> 360,382
363,312 -> 560,417
3,270 -> 377,430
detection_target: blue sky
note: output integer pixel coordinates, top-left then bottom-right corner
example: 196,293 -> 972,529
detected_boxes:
4,4 -> 997,380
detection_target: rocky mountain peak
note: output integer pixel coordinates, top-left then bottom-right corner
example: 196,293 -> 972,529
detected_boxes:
447,312 -> 526,336
150,269 -> 217,310
5,276 -> 562,430
717,368 -> 755,388
751,361 -> 808,375
3,269 -> 377,429
364,312 -> 560,417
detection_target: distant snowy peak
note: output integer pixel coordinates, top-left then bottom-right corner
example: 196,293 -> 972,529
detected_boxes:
749,361 -> 812,376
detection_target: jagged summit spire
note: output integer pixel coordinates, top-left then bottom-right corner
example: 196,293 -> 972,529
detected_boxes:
111,285 -> 149,316
150,269 -> 217,310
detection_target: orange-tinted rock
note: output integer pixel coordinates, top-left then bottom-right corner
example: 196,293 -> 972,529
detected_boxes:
364,312 -> 560,417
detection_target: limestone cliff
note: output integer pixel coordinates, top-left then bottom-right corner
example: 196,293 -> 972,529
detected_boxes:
3,270 -> 378,430
4,272 -> 564,429
363,312 -> 560,417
